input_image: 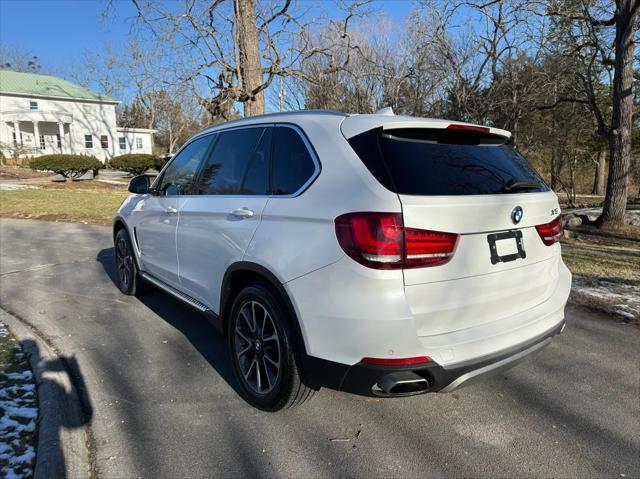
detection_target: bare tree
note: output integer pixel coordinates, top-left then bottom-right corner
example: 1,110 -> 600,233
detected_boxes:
547,0 -> 639,227
235,0 -> 264,115
0,45 -> 44,73
127,0 -> 369,118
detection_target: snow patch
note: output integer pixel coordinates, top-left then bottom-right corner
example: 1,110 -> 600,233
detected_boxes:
572,279 -> 640,321
0,321 -> 38,479
0,184 -> 42,191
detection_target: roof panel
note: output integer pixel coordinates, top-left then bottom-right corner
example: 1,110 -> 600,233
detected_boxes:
0,70 -> 117,103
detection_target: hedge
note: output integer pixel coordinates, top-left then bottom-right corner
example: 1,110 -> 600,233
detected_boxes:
29,154 -> 103,179
108,154 -> 164,176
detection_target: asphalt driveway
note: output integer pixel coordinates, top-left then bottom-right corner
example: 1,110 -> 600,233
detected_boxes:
0,218 -> 638,478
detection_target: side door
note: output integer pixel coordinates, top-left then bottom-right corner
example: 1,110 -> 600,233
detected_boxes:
177,126 -> 271,311
135,134 -> 215,288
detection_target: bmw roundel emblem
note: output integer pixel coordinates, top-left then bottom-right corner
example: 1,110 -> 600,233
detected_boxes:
511,206 -> 523,224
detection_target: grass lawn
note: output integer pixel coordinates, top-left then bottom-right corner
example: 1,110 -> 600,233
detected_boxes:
562,240 -> 640,283
0,180 -> 129,226
561,224 -> 640,323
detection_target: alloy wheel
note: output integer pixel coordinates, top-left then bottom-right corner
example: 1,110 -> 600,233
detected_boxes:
234,300 -> 281,395
116,237 -> 132,289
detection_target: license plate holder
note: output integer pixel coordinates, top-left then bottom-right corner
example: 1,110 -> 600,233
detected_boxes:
487,230 -> 526,265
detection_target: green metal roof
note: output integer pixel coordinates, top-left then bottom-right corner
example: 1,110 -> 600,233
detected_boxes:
0,70 -> 117,103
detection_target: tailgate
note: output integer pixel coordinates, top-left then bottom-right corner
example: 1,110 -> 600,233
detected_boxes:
401,192 -> 563,336
400,191 -> 561,285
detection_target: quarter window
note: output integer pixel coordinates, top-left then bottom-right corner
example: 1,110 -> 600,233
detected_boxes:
195,127 -> 267,195
84,134 -> 93,148
270,127 -> 316,195
29,100 -> 38,110
157,135 -> 215,196
119,137 -> 126,150
100,135 -> 109,149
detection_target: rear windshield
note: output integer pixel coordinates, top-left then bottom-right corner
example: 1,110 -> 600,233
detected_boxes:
347,127 -> 548,195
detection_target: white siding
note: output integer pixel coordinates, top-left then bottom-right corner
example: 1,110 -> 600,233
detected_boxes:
0,93 -> 153,162
115,129 -> 154,156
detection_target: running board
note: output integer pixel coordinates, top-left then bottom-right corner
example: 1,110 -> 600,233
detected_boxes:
140,273 -> 209,313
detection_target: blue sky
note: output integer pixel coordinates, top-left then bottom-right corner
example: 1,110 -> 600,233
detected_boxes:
0,0 -> 138,67
0,0 -> 415,69
0,0 -> 420,112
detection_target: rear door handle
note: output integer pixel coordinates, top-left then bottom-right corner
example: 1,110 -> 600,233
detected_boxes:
164,206 -> 178,214
231,207 -> 254,219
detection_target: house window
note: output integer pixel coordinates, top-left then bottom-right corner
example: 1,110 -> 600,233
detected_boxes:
85,134 -> 93,148
56,134 -> 62,148
119,137 -> 126,150
30,100 -> 38,110
136,138 -> 143,149
39,135 -> 45,150
12,132 -> 17,146
100,135 -> 109,149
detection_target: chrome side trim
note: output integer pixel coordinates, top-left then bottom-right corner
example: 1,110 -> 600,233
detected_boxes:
141,273 -> 209,313
439,337 -> 552,393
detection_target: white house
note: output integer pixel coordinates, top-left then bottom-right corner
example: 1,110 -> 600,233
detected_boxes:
0,70 -> 155,162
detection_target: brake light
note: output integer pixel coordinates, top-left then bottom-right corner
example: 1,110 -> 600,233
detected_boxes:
361,356 -> 431,366
535,216 -> 563,246
404,227 -> 458,268
446,123 -> 490,133
334,212 -> 458,269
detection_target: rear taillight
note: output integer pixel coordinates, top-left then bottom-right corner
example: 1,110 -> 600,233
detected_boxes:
535,216 -> 563,246
334,212 -> 458,269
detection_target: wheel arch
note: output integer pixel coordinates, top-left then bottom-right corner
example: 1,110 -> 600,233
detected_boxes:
220,262 -> 308,357
112,216 -> 127,240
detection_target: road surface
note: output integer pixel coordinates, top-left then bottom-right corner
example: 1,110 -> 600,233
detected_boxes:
0,218 -> 638,478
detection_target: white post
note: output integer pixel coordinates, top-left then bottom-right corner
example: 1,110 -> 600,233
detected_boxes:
12,121 -> 21,146
33,121 -> 41,152
68,122 -> 75,153
58,122 -> 65,153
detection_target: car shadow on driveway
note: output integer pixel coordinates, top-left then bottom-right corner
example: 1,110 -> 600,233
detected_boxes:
96,248 -> 242,396
21,339 -> 93,479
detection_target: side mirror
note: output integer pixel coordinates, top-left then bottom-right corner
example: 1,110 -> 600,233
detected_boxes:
128,175 -> 151,194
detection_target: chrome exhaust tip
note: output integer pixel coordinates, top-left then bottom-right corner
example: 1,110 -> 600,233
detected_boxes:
372,371 -> 430,396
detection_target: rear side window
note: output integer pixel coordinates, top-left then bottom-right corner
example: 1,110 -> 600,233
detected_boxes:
347,128 -> 548,195
196,127 -> 267,195
270,127 -> 316,195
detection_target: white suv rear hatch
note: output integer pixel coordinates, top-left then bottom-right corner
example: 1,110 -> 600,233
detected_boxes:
343,119 -> 565,348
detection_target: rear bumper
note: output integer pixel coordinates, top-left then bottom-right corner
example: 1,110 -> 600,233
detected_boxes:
303,319 -> 565,397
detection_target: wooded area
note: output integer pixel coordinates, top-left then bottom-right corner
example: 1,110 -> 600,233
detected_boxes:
3,0 -> 636,227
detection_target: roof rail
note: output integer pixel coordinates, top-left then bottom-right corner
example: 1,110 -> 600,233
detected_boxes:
198,109 -> 347,134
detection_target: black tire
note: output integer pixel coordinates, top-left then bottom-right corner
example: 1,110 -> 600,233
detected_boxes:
228,283 -> 316,411
114,228 -> 146,296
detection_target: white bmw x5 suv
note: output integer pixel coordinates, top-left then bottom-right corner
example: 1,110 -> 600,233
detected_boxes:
113,110 -> 571,411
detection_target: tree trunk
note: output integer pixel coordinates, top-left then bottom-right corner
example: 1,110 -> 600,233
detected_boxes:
599,0 -> 637,227
592,150 -> 606,196
550,147 -> 559,190
235,0 -> 264,117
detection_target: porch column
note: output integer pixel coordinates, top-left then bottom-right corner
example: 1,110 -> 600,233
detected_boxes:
12,121 -> 21,146
58,122 -> 65,153
68,122 -> 75,153
33,121 -> 41,151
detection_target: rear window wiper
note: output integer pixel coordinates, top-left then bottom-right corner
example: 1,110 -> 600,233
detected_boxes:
498,179 -> 543,193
